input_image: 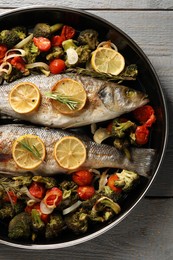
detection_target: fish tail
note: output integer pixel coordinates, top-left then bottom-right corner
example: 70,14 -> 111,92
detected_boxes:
129,148 -> 156,177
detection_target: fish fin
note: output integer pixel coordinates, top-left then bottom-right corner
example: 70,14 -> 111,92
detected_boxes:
129,148 -> 156,177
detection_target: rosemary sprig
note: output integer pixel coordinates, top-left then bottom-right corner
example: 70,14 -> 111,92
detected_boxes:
19,140 -> 41,160
45,92 -> 79,110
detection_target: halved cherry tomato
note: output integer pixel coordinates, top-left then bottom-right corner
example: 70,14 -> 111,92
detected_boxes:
61,25 -> 76,39
25,203 -> 50,223
77,186 -> 95,200
72,170 -> 93,186
107,174 -> 122,193
3,191 -> 18,204
29,182 -> 45,199
43,187 -> 62,207
33,37 -> 51,52
135,125 -> 149,145
0,45 -> 7,59
49,58 -> 66,74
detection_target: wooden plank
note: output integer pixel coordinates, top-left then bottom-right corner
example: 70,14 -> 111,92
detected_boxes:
0,1 -> 173,9
0,8 -> 172,196
0,198 -> 172,259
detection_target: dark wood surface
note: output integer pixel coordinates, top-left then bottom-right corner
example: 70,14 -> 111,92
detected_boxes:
0,2 -> 173,259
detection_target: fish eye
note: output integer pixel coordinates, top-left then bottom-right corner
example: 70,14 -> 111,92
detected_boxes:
125,89 -> 135,97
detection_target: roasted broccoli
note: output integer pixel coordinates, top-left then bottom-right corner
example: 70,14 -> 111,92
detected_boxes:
12,175 -> 33,188
65,208 -> 88,234
0,203 -> 14,219
3,67 -> 24,83
45,213 -> 65,239
31,209 -> 45,232
77,29 -> 99,50
33,23 -> 63,38
23,40 -> 40,63
46,46 -> 64,61
89,196 -> 121,222
59,180 -> 78,209
8,212 -> 31,239
0,26 -> 27,49
111,118 -> 135,138
115,170 -> 139,191
76,45 -> 91,64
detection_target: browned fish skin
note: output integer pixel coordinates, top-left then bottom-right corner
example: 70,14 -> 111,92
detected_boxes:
0,124 -> 155,177
0,73 -> 149,128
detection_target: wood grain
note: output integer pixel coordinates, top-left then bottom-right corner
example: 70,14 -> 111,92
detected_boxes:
0,198 -> 172,259
0,1 -> 173,9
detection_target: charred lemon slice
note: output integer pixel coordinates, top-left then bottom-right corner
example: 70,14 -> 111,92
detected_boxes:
91,47 -> 125,75
12,134 -> 46,170
9,82 -> 41,114
47,78 -> 87,115
54,136 -> 86,170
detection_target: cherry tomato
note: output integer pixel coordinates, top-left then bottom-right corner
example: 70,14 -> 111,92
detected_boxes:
77,186 -> 95,200
135,125 -> 149,145
33,37 -> 51,52
133,105 -> 156,125
25,203 -> 49,223
61,25 -> 76,39
3,191 -> 18,204
49,58 -> 66,74
107,174 -> 122,193
0,44 -> 7,59
72,170 -> 93,186
51,35 -> 65,47
10,56 -> 26,72
29,182 -> 45,199
43,187 -> 62,207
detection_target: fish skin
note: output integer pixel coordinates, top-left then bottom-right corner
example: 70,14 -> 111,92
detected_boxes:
0,73 -> 149,128
0,124 -> 155,177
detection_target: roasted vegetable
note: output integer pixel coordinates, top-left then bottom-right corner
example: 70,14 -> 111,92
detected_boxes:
31,209 -> 45,232
45,213 -> 65,239
0,27 -> 26,49
115,170 -> 139,191
76,45 -> 91,64
46,46 -> 64,61
32,176 -> 57,189
3,67 -> 24,83
89,196 -> 121,222
33,23 -> 63,38
59,181 -> 78,209
65,208 -> 88,234
77,29 -> 99,50
8,212 -> 31,239
0,203 -> 14,219
23,40 -> 40,63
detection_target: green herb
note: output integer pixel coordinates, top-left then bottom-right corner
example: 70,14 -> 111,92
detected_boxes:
65,64 -> 138,82
45,92 -> 79,110
19,140 -> 41,160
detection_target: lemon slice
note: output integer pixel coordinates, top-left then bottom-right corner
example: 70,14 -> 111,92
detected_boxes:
91,47 -> 125,75
9,82 -> 41,114
54,136 -> 86,170
49,78 -> 87,115
12,134 -> 46,170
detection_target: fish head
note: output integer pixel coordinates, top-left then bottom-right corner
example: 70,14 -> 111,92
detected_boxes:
98,83 -> 149,113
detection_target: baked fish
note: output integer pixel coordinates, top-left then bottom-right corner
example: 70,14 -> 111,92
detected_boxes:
0,124 -> 155,177
0,73 -> 148,128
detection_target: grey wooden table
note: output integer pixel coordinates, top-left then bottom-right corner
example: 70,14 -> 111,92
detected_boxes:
0,1 -> 173,259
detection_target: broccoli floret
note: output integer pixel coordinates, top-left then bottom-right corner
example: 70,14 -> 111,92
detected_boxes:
111,118 -> 135,138
89,196 -> 121,222
65,208 -> 88,234
76,45 -> 91,64
11,26 -> 27,40
23,40 -> 40,63
12,175 -> 33,187
33,23 -> 63,38
115,170 -> 139,191
32,176 -> 57,189
8,212 -> 31,239
0,30 -> 21,49
45,213 -> 65,239
59,180 -> 78,209
46,46 -> 64,61
77,29 -> 99,50
31,209 -> 45,232
0,203 -> 14,219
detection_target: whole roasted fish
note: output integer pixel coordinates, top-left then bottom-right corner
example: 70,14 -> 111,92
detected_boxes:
0,73 -> 148,128
0,124 -> 155,177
